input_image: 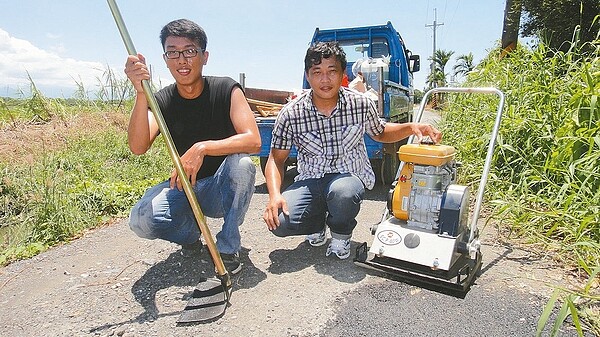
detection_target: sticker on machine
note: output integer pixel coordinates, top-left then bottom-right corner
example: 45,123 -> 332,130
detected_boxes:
377,230 -> 402,245
401,196 -> 408,211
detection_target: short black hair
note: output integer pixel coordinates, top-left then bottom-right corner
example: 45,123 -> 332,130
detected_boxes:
159,19 -> 208,51
304,41 -> 347,73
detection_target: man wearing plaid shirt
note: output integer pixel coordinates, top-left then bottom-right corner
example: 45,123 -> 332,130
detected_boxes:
263,42 -> 442,259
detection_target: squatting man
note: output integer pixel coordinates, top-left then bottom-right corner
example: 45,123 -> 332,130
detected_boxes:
262,41 -> 442,259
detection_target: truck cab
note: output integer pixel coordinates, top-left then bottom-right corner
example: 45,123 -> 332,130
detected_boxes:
304,21 -> 418,105
253,21 -> 420,185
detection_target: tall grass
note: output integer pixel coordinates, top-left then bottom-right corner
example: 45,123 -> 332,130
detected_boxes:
0,127 -> 171,265
0,70 -> 171,265
0,72 -> 68,125
72,64 -> 136,111
442,41 -> 599,269
440,36 -> 599,335
0,66 -> 137,127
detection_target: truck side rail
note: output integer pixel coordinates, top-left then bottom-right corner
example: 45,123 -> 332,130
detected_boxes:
384,80 -> 410,94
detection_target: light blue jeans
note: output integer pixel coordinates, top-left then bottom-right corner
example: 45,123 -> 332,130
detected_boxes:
271,173 -> 365,240
129,154 -> 256,254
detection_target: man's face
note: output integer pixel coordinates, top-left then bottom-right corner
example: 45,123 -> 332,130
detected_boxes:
305,56 -> 344,101
163,36 -> 208,86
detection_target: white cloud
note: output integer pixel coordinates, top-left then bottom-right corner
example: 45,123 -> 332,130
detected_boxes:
49,43 -> 67,55
0,28 -> 106,97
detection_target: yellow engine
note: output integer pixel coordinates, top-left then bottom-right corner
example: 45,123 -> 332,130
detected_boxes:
390,143 -> 469,236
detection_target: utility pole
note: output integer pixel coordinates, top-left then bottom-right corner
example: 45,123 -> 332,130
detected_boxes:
426,8 -> 444,87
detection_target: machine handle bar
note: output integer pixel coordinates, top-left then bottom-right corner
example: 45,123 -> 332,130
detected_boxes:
410,87 -> 505,243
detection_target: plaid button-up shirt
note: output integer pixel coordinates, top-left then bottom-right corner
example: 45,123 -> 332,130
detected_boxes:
271,87 -> 385,189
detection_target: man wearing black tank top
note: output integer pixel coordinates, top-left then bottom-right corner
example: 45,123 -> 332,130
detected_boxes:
124,19 -> 260,275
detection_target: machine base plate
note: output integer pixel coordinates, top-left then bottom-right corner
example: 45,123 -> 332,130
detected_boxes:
354,242 -> 482,298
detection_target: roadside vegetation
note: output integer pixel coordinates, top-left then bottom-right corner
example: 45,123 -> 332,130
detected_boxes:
0,74 -> 172,265
438,36 -> 599,335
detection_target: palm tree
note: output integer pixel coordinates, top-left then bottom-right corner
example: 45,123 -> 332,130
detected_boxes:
453,52 -> 475,79
427,49 -> 455,88
426,49 -> 454,109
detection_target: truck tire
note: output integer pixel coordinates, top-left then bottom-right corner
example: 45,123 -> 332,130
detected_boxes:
374,142 -> 401,186
380,152 -> 399,186
259,156 -> 289,177
259,157 -> 269,176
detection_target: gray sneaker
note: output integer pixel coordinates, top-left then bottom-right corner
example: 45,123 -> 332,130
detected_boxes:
326,238 -> 351,259
305,227 -> 327,247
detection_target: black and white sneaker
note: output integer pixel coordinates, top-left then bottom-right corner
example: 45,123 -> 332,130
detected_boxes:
180,240 -> 203,258
220,252 -> 242,275
325,238 -> 351,259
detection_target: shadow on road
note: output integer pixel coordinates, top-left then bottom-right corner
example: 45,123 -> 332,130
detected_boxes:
88,246 -> 266,333
268,241 -> 367,284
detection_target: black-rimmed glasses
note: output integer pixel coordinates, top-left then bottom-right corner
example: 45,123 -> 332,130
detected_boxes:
164,48 -> 204,59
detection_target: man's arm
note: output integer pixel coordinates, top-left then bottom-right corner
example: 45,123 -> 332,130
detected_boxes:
263,148 -> 291,230
124,54 -> 160,155
370,122 -> 442,144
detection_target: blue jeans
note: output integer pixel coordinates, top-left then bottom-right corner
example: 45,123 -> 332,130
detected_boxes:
129,154 -> 256,254
271,173 -> 365,240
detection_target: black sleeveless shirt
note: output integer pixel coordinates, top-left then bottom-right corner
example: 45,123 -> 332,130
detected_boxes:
154,76 -> 240,179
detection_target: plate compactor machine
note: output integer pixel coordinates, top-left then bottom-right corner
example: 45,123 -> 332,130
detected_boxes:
354,87 -> 505,298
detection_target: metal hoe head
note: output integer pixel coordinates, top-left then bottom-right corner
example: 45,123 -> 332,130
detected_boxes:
177,275 -> 232,324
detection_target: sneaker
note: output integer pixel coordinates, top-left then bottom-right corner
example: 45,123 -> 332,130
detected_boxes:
220,253 -> 242,275
305,227 -> 327,247
326,238 -> 351,259
180,240 -> 203,258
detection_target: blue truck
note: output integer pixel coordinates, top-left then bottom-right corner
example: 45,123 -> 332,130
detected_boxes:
247,21 -> 420,185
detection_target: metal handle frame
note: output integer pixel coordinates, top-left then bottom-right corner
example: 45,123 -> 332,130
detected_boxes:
411,87 -> 505,243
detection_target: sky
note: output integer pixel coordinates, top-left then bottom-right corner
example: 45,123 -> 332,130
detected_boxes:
0,0 -> 509,98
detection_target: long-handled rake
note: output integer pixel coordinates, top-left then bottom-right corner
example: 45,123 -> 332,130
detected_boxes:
107,0 -> 231,324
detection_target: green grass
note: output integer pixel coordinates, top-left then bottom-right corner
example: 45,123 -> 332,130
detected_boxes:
443,43 -> 599,270
0,68 -> 170,264
0,126 -> 171,265
0,67 -> 136,126
439,36 -> 599,335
